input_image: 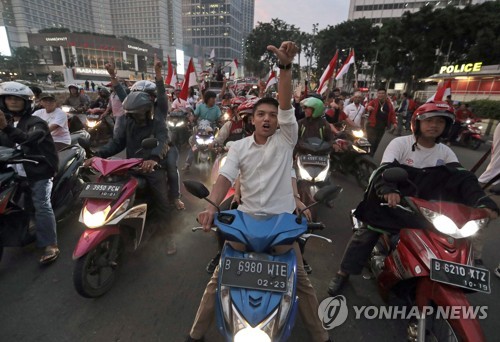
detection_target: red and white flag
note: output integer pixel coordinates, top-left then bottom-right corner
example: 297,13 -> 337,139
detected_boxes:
335,49 -> 355,80
179,58 -> 198,100
426,79 -> 452,102
265,70 -> 278,92
165,55 -> 177,88
229,59 -> 238,79
317,50 -> 339,95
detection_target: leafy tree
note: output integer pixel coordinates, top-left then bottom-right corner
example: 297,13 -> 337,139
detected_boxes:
244,19 -> 302,76
10,47 -> 40,78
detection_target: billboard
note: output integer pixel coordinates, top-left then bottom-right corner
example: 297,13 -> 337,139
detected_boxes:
0,26 -> 12,57
176,49 -> 184,75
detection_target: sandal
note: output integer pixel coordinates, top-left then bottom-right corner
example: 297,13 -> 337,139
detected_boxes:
40,246 -> 60,265
174,199 -> 185,210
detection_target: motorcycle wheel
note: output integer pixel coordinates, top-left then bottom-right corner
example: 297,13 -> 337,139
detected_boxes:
414,305 -> 461,342
468,139 -> 482,150
73,235 -> 124,298
355,158 -> 377,189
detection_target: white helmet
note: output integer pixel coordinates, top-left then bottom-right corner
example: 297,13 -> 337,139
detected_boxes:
130,80 -> 157,97
0,81 -> 35,115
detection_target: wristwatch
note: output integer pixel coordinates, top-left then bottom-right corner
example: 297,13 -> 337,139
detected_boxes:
277,63 -> 292,70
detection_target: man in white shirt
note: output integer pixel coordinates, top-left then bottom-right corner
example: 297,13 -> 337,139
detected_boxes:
34,93 -> 71,150
327,101 -> 498,296
171,89 -> 189,110
343,91 -> 365,128
186,41 -> 330,342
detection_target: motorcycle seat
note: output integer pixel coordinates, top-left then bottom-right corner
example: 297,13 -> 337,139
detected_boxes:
57,148 -> 79,174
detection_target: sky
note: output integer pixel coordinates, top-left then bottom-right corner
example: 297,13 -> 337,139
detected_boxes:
254,0 -> 350,33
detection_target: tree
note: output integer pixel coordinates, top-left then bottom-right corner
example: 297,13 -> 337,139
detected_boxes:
244,19 -> 302,76
10,47 -> 40,79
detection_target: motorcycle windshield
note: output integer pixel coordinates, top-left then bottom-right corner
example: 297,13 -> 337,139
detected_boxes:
91,157 -> 143,176
297,137 -> 331,154
214,210 -> 307,252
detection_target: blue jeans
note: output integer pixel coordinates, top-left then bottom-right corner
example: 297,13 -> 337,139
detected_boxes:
165,146 -> 181,200
30,178 -> 57,248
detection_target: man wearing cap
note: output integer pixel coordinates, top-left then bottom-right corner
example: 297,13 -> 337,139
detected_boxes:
34,93 -> 71,151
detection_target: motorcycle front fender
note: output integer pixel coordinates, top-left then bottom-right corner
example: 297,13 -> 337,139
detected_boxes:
72,226 -> 120,259
415,277 -> 485,342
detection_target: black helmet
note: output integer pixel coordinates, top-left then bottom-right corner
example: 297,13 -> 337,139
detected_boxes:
0,81 -> 35,116
130,80 -> 157,97
122,91 -> 154,123
98,87 -> 110,98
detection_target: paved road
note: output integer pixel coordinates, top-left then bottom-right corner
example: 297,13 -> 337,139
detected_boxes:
0,132 -> 498,341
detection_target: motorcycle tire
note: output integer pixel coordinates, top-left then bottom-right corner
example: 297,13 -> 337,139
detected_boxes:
73,235 -> 124,298
468,139 -> 482,150
414,302 -> 461,342
355,158 -> 378,189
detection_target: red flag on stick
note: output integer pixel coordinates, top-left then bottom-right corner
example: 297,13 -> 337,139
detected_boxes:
165,55 -> 177,88
179,58 -> 197,100
426,79 -> 452,102
265,70 -> 278,92
335,49 -> 355,80
317,50 -> 339,95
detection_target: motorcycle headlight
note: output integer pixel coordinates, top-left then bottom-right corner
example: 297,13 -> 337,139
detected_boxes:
176,121 -> 185,127
420,207 -> 488,238
466,119 -> 471,124
315,160 -> 330,182
223,113 -> 230,121
297,159 -> 313,181
352,145 -> 368,154
167,121 -> 175,127
82,205 -> 111,228
352,129 -> 364,138
61,105 -> 71,113
86,120 -> 98,128
234,327 -> 271,342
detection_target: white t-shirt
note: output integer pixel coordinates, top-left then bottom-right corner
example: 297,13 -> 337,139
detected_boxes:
220,108 -> 297,215
381,135 -> 458,168
344,103 -> 365,127
479,122 -> 500,185
33,108 -> 71,145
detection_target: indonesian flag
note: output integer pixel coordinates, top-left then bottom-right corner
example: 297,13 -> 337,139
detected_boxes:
229,59 -> 238,79
317,50 -> 339,95
165,55 -> 177,88
179,58 -> 198,100
426,79 -> 452,102
265,70 -> 278,92
335,49 -> 355,80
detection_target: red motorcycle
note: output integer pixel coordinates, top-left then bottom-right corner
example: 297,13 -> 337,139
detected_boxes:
454,118 -> 484,150
72,138 -> 158,298
351,168 -> 491,341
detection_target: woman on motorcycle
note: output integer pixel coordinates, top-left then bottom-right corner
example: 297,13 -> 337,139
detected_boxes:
327,101 -> 498,296
0,82 -> 60,264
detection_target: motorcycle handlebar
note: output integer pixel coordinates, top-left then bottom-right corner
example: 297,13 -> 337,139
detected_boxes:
307,222 -> 326,230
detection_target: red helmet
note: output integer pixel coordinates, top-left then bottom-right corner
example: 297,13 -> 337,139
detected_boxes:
237,97 -> 260,115
411,101 -> 455,139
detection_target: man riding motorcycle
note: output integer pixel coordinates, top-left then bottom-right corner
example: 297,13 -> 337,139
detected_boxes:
0,81 -> 60,264
327,101 -> 498,296
83,91 -> 175,250
296,96 -> 335,152
63,84 -> 89,111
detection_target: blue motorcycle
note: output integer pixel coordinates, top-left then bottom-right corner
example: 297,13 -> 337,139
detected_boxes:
184,181 -> 340,341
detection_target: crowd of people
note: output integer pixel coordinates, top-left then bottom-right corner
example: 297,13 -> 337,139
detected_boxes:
1,38 -> 499,341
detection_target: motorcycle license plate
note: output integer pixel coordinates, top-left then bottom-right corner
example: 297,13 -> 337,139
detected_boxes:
79,183 -> 124,200
220,257 -> 288,293
430,259 -> 490,294
87,114 -> 100,119
299,155 -> 328,166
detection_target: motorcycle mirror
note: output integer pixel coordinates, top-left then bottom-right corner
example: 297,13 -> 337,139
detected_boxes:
141,138 -> 159,150
183,180 -> 210,199
382,167 -> 408,183
183,180 -> 221,214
